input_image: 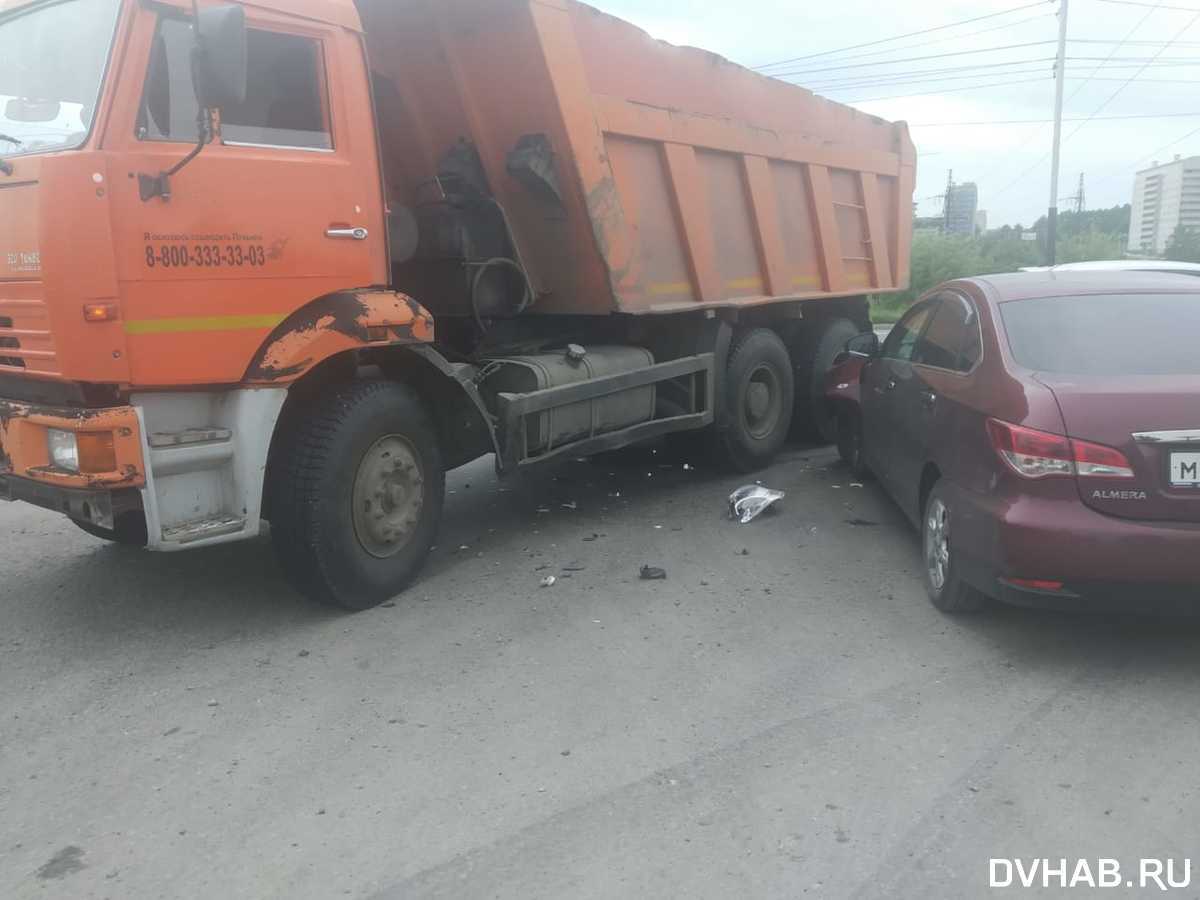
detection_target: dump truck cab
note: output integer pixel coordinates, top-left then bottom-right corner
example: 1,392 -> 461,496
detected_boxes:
2,0 -> 915,610
1,0 -> 433,548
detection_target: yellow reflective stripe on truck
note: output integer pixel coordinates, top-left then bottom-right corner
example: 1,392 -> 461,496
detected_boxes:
123,314 -> 287,335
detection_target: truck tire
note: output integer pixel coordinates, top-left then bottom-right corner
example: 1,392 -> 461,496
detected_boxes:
791,316 -> 862,444
72,512 -> 148,547
713,328 -> 795,472
269,379 -> 444,611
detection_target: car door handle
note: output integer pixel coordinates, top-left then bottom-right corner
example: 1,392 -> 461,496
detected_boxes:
885,377 -> 899,391
921,390 -> 937,409
326,226 -> 369,241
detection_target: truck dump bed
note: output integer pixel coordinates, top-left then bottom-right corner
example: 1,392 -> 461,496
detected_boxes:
359,0 -> 916,316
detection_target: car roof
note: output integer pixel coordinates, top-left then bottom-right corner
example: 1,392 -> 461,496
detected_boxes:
965,269 -> 1200,302
1019,259 -> 1200,273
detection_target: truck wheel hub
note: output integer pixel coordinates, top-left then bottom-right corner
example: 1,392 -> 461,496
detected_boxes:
744,365 -> 781,439
353,435 -> 424,559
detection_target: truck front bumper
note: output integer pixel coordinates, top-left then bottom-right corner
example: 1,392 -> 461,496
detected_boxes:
0,473 -> 125,530
0,398 -> 145,501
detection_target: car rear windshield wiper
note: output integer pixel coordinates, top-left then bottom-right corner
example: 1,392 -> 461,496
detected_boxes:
0,134 -> 20,175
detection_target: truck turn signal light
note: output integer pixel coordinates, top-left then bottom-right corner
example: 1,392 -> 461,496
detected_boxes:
83,303 -> 119,323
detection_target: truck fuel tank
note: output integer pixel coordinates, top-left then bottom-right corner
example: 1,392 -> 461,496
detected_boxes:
479,345 -> 655,455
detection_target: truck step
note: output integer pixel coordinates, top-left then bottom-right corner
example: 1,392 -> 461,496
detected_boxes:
161,514 -> 246,545
147,427 -> 232,449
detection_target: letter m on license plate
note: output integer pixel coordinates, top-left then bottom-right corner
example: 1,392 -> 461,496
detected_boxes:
1170,452 -> 1200,486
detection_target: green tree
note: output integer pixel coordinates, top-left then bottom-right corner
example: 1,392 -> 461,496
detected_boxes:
1057,230 -> 1125,264
1165,225 -> 1200,263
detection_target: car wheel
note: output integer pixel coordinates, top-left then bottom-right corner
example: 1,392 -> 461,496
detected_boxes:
269,379 -> 445,611
713,327 -> 795,473
835,407 -> 871,480
922,481 -> 986,613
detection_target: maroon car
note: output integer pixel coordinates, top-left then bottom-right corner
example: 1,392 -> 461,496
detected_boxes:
825,271 -> 1200,612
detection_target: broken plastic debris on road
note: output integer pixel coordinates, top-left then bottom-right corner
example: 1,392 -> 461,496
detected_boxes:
728,485 -> 785,524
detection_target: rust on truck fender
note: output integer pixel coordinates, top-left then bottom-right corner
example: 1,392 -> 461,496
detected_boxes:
244,290 -> 435,384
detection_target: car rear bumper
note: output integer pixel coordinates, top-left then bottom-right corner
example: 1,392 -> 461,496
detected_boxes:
952,483 -> 1200,603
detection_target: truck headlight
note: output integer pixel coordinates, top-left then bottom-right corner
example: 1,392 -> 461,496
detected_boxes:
47,429 -> 80,472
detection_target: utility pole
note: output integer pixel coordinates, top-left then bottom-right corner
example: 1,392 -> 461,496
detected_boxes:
1047,0 -> 1070,265
1076,172 -> 1085,214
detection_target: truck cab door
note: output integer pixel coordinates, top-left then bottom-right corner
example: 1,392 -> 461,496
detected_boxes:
104,7 -> 387,387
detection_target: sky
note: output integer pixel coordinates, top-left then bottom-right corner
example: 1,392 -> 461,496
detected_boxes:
587,0 -> 1200,228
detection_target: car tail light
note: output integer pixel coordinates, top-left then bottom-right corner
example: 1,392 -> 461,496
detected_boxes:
987,419 -> 1134,480
1071,438 -> 1136,478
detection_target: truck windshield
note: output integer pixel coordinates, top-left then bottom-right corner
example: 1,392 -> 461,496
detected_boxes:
0,0 -> 121,156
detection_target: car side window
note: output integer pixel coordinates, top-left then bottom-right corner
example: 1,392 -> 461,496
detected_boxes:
138,19 -> 332,150
915,293 -> 976,372
881,300 -> 937,362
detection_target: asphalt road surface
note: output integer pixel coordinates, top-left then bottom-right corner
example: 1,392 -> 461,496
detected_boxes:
4,444 -> 1200,899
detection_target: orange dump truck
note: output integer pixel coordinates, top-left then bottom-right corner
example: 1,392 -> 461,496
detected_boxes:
0,0 -> 915,608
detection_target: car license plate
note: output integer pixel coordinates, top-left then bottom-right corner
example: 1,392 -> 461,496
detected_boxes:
1169,452 -> 1200,486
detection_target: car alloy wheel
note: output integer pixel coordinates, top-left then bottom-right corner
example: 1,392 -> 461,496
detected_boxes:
924,496 -> 950,597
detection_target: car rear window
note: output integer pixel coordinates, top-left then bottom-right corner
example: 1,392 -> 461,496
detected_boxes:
1000,293 -> 1200,375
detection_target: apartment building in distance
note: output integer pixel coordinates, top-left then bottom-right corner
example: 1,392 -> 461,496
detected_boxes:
1128,155 -> 1200,254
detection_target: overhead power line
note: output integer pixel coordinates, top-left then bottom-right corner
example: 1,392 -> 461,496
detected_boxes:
981,0 -> 1166,199
759,11 -> 1055,69
843,76 -> 1052,103
912,111 -> 1200,125
800,58 -> 1058,90
1090,122 -> 1200,187
1063,1 -> 1161,102
766,41 -> 1060,79
752,0 -> 1052,70
1091,0 -> 1200,10
1064,7 -> 1200,139
804,57 -> 1200,90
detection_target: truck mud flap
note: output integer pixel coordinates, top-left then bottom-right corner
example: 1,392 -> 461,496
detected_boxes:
495,353 -> 714,470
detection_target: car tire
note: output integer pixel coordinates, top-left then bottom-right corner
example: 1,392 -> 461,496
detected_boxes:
269,379 -> 445,611
713,327 -> 795,473
835,407 -> 871,480
791,317 -> 863,444
922,481 -> 987,613
71,512 -> 148,547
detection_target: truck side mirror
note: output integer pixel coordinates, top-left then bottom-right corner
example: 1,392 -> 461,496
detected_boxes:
194,4 -> 247,110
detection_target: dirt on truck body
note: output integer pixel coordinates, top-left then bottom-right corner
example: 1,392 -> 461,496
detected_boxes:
0,0 -> 915,608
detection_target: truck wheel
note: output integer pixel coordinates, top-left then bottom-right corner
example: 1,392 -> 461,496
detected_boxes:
72,512 -> 148,547
791,316 -> 862,444
923,481 -> 987,614
269,379 -> 444,611
714,328 -> 795,472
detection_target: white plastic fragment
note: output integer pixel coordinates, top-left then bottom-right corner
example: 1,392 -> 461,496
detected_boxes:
728,484 -> 785,524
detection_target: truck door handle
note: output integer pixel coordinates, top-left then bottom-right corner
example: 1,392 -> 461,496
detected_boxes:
326,226 -> 369,241
885,377 -> 898,391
